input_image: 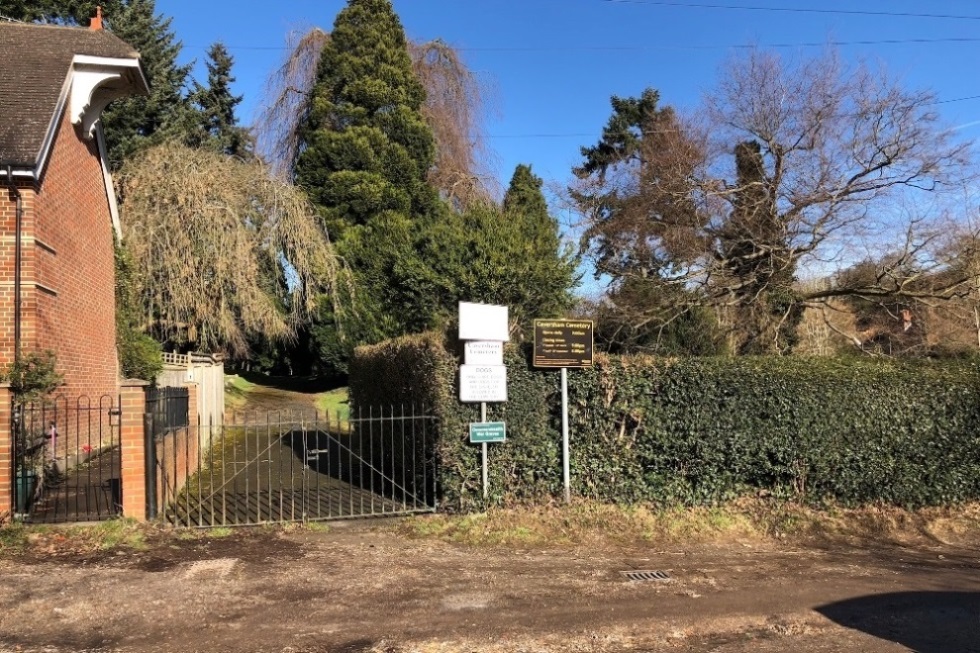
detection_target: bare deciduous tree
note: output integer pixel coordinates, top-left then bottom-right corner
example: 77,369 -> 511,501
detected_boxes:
410,39 -> 497,208
573,48 -> 975,355
117,141 -> 342,357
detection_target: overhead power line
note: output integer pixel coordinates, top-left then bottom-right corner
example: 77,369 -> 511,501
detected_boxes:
931,94 -> 980,105
487,94 -> 980,140
603,0 -> 980,22
196,35 -> 980,53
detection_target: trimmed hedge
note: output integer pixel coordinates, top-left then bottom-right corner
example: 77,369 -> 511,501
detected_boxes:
351,333 -> 980,512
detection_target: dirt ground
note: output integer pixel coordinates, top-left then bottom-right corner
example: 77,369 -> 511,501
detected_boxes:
1,518 -> 979,653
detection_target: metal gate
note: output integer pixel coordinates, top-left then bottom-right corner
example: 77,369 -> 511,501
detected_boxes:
12,396 -> 121,523
149,404 -> 437,527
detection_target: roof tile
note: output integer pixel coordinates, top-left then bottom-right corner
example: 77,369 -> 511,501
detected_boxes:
0,22 -> 140,167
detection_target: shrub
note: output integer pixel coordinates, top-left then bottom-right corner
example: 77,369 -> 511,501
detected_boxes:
351,335 -> 980,511
1,350 -> 63,405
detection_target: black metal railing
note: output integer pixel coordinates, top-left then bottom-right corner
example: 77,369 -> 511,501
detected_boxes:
153,405 -> 436,528
146,386 -> 189,434
13,395 -> 121,523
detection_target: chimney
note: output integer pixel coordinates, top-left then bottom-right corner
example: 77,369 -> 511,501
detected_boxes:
90,5 -> 103,31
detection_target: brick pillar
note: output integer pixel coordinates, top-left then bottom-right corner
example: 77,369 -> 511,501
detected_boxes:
185,382 -> 199,428
120,379 -> 149,522
0,384 -> 11,521
185,382 -> 200,479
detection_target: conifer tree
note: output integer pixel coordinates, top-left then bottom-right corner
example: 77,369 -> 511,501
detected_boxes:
295,0 -> 451,371
188,42 -> 250,157
499,164 -> 577,322
100,0 -> 194,168
295,0 -> 439,235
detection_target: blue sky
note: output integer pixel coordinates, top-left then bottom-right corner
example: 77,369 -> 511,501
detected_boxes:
163,0 -> 980,196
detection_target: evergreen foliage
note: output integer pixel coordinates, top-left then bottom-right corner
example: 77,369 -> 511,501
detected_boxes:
718,140 -> 802,354
487,164 -> 577,323
353,334 -> 980,512
1,351 -> 63,405
0,0 -> 121,24
573,89 -> 713,355
295,0 -> 438,234
100,0 -> 194,168
114,244 -> 162,381
295,0 -> 455,373
187,42 -> 250,157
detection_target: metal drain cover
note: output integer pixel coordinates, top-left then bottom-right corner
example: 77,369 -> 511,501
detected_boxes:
621,570 -> 671,582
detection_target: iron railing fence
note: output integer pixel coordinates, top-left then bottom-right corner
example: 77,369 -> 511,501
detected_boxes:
145,386 -> 189,434
13,395 -> 121,523
151,405 -> 437,528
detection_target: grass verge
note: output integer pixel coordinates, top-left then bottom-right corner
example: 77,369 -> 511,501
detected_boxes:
224,374 -> 257,411
393,498 -> 980,549
315,387 -> 350,428
0,519 -> 149,556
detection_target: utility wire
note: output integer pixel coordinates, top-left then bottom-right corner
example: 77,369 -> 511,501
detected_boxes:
487,94 -> 980,139
196,35 -> 980,53
603,0 -> 980,22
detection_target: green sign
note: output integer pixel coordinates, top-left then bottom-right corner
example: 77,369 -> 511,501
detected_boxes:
470,421 -> 506,443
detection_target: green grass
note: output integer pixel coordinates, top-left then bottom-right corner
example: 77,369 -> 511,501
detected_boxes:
0,519 -> 148,555
0,522 -> 31,553
316,387 -> 350,428
225,374 -> 257,411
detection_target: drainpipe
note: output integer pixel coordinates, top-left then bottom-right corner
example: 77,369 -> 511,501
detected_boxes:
5,165 -> 22,373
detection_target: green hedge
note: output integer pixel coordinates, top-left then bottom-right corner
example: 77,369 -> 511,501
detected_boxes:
351,333 -> 980,511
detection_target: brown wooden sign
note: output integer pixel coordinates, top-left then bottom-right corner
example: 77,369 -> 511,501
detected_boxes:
533,319 -> 594,368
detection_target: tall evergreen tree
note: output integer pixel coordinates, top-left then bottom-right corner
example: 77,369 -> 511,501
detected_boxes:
499,164 -> 577,322
100,0 -> 194,168
295,0 -> 439,235
188,42 -> 250,157
295,0 -> 451,372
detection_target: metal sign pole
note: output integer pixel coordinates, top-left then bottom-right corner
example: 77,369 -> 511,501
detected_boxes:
481,401 -> 488,500
561,367 -> 570,504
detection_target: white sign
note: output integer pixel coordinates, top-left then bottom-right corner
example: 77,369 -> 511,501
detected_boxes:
465,341 -> 504,366
459,302 -> 509,342
460,365 -> 508,402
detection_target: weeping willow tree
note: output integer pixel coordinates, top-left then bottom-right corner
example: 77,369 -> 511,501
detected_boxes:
117,141 -> 342,357
254,28 -> 496,209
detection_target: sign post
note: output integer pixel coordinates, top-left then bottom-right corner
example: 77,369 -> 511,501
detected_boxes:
480,403 -> 488,499
533,319 -> 594,504
459,302 -> 509,502
561,367 -> 570,503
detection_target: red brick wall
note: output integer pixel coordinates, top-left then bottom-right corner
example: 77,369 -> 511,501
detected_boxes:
156,383 -> 201,515
0,107 -> 119,403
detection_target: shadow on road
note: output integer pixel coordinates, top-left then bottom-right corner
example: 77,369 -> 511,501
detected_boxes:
817,591 -> 980,652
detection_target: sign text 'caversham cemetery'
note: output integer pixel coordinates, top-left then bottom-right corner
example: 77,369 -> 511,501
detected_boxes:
533,319 -> 595,368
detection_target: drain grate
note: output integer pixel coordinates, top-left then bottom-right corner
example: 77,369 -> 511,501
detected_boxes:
621,570 -> 671,582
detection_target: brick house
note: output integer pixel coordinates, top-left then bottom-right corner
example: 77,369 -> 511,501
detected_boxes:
0,17 -> 148,403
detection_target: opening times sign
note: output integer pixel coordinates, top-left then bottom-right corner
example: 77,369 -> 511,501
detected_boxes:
533,319 -> 594,368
